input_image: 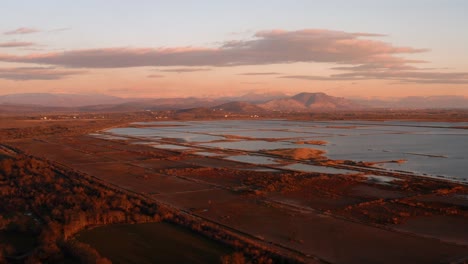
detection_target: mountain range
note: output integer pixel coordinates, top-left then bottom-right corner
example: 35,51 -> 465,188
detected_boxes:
0,92 -> 467,113
259,92 -> 359,111
356,95 -> 468,109
0,93 -> 125,107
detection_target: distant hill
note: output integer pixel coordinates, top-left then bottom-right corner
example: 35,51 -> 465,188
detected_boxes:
0,93 -> 227,112
0,93 -> 125,107
260,92 -> 360,111
220,91 -> 287,103
355,95 -> 468,109
211,101 -> 267,113
81,97 -> 226,112
1,92 -> 466,113
131,97 -> 226,110
177,93 -> 360,116
175,101 -> 266,118
0,104 -> 71,113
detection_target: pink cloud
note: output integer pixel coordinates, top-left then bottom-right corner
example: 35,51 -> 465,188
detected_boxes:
0,67 -> 85,81
0,28 -> 464,84
0,29 -> 426,69
0,41 -> 35,48
147,74 -> 165,78
4,27 -> 40,35
281,70 -> 468,84
239,72 -> 281,75
157,67 -> 211,73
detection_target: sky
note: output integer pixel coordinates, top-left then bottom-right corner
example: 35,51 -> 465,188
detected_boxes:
0,0 -> 467,98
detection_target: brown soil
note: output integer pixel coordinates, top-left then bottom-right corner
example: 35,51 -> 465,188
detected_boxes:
266,148 -> 326,160
295,140 -> 327,145
2,115 -> 468,264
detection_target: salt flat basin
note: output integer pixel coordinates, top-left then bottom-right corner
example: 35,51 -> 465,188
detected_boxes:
224,155 -> 279,165
240,167 -> 280,172
363,175 -> 402,184
281,163 -> 357,174
132,141 -> 159,145
201,140 -> 324,151
151,144 -> 192,150
108,128 -> 223,142
76,222 -> 232,264
325,133 -> 468,181
213,129 -> 317,139
104,119 -> 468,182
106,127 -> 162,137
89,133 -> 129,141
193,151 -> 223,157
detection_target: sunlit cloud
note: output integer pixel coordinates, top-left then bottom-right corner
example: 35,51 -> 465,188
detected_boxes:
280,75 -> 344,81
0,67 -> 85,81
0,29 -> 425,69
0,41 -> 35,48
280,70 -> 468,84
157,68 -> 211,73
239,72 -> 281,75
107,87 -> 138,93
4,27 -> 40,35
147,74 -> 165,78
0,28 -> 465,84
240,81 -> 267,85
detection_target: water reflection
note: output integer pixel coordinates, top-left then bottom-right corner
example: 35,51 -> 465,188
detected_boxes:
101,120 -> 467,182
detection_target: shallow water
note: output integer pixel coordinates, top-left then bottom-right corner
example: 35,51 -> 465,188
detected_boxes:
201,140 -> 324,152
225,155 -> 278,165
151,144 -> 192,150
240,167 -> 280,172
363,175 -> 402,184
89,133 -> 129,140
281,164 -> 357,174
104,119 -> 468,182
325,133 -> 467,180
194,151 -> 223,157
